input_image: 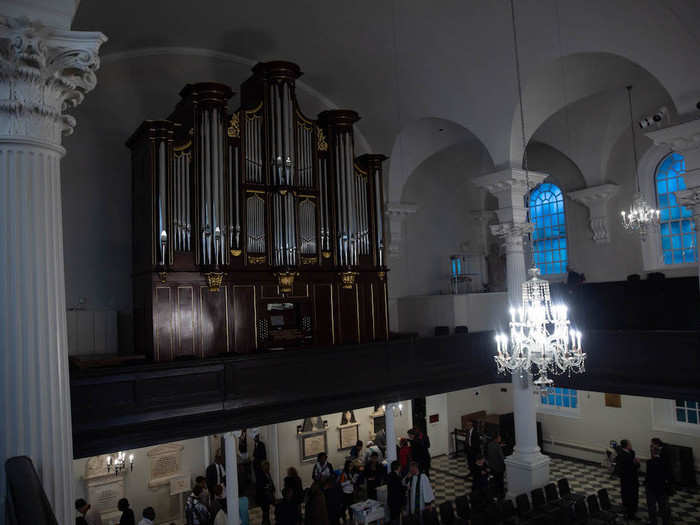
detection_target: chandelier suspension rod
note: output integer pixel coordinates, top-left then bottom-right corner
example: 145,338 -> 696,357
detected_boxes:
626,85 -> 641,194
509,0 -> 536,261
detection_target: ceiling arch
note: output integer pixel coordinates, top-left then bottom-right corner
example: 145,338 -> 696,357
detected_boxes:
388,117 -> 493,203
508,52 -> 677,171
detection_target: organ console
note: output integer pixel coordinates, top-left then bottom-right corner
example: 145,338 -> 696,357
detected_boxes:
127,61 -> 389,361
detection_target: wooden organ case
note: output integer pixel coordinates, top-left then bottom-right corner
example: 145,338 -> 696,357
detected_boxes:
128,61 -> 389,361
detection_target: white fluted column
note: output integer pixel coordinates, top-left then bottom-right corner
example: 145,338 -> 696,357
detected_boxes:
473,168 -> 550,497
0,16 -> 106,525
385,403 -> 397,472
225,432 -> 241,525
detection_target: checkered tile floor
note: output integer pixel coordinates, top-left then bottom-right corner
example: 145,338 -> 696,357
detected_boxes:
247,455 -> 700,524
431,454 -> 700,525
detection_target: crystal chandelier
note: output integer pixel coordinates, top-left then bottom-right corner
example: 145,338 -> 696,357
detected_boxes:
495,0 -> 586,388
621,193 -> 659,241
106,451 -> 134,476
494,268 -> 585,386
620,86 -> 659,240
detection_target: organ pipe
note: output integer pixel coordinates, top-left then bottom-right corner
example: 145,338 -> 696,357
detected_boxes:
131,64 -> 387,276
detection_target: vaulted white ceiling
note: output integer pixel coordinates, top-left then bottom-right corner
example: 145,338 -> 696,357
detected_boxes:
72,0 -> 700,198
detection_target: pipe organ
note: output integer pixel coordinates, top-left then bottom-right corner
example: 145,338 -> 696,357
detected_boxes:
128,61 -> 389,361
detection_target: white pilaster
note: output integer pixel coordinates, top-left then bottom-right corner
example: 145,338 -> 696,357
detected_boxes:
225,432 -> 241,525
473,168 -> 551,497
568,184 -> 620,244
0,16 -> 106,525
266,424 -> 282,499
385,403 -> 397,472
385,202 -> 417,257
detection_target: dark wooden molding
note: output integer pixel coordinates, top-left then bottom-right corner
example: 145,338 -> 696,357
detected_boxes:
70,329 -> 699,458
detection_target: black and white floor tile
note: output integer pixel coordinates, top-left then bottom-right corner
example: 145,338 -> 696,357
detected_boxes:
432,454 -> 700,525
248,454 -> 700,524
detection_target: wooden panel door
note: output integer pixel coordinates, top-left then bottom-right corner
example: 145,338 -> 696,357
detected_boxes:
372,280 -> 389,341
232,285 -> 256,353
153,285 -> 174,360
339,284 -> 360,344
313,283 -> 335,346
199,286 -> 230,357
175,286 -> 196,358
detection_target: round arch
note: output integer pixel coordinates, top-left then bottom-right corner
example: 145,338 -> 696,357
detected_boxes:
387,117 -> 494,203
507,52 -> 677,170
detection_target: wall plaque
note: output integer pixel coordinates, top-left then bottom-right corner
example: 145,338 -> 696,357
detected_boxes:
147,443 -> 184,487
338,423 -> 359,450
84,455 -> 124,522
605,393 -> 622,408
299,430 -> 327,462
170,473 -> 191,496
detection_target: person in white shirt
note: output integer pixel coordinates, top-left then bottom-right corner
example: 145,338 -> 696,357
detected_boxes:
363,441 -> 384,464
75,498 -> 103,525
137,507 -> 155,525
312,452 -> 334,482
407,461 -> 434,519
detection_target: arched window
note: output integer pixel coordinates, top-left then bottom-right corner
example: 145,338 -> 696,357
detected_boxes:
656,152 -> 696,264
530,182 -> 567,275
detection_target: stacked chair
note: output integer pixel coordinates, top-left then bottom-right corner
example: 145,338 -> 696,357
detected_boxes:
586,494 -> 617,524
408,477 -> 621,525
558,478 -> 586,505
597,488 -> 625,516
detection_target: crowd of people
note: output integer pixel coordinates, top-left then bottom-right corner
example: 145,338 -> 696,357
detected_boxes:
74,426 -> 678,525
287,425 -> 437,525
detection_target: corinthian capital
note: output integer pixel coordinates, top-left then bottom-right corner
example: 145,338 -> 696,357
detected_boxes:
491,221 -> 533,252
0,16 -> 107,146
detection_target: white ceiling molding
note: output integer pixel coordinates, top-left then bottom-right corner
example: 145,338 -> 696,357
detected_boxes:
568,184 -> 620,244
100,46 -> 372,154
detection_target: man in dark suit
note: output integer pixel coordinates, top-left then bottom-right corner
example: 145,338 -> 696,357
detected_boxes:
646,439 -> 672,525
465,420 -> 481,476
206,451 -> 226,495
616,439 -> 640,521
408,428 -> 430,477
487,434 -> 505,499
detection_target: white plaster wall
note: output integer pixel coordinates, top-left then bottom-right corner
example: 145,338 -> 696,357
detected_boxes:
73,438 -> 205,525
396,292 -> 507,336
389,140 -> 492,302
426,394 -> 449,457
538,392 -> 700,473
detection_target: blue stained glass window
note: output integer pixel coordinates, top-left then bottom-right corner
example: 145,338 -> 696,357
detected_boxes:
530,183 -> 567,275
656,153 -> 696,264
675,400 -> 700,425
540,387 -> 578,411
